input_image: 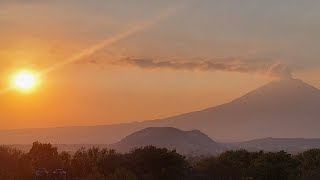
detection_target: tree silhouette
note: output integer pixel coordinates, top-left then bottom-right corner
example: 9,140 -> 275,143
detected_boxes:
298,149 -> 320,180
126,146 -> 189,180
2,142 -> 320,180
28,142 -> 60,172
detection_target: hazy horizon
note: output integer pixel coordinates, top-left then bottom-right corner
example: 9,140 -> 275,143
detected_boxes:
1,0 -> 320,130
1,76 -> 316,131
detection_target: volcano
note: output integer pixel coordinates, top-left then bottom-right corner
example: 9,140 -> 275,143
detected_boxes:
1,77 -> 320,144
155,77 -> 320,141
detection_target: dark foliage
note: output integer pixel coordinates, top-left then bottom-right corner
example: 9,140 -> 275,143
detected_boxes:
1,142 -> 320,180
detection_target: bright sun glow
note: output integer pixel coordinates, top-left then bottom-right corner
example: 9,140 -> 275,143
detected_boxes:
11,70 -> 39,92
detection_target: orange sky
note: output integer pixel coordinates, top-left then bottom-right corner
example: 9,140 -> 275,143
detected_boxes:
1,0 -> 320,129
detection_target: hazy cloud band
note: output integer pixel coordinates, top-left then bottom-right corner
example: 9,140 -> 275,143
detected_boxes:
117,57 -> 292,78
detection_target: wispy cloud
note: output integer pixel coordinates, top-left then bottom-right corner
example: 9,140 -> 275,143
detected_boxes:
121,57 -> 249,72
79,56 -> 292,78
118,57 -> 292,78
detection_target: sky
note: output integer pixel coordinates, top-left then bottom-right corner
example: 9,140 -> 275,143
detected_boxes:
1,0 -> 320,129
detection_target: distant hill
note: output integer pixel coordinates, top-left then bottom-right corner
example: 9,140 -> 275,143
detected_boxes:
8,133 -> 320,155
233,137 -> 320,154
1,77 -> 320,144
109,127 -> 226,155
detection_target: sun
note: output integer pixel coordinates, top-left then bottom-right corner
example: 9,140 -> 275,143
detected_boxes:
11,70 -> 39,92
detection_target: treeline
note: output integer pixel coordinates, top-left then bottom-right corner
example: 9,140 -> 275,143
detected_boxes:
1,142 -> 320,180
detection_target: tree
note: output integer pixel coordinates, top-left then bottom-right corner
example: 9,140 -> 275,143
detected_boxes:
297,149 -> 320,180
71,147 -> 103,179
97,149 -> 125,177
59,151 -> 72,175
252,151 -> 300,180
196,150 -> 259,180
27,142 -> 60,172
126,146 -> 189,180
0,146 -> 32,179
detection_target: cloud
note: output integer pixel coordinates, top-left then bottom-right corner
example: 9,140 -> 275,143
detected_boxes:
121,57 -> 245,71
76,51 -> 293,78
116,57 -> 292,78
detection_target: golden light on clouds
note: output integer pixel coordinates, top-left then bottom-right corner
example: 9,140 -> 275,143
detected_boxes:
11,70 -> 39,93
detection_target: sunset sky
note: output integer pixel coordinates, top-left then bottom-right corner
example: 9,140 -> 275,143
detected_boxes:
1,0 -> 320,129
